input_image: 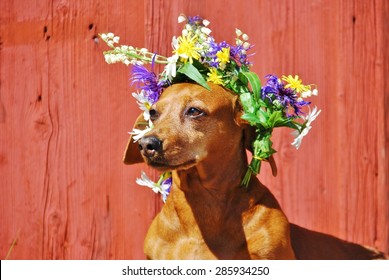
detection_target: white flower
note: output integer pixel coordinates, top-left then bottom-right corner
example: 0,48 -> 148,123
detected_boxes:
242,33 -> 249,41
136,171 -> 172,202
291,107 -> 321,149
129,126 -> 151,142
235,28 -> 243,36
301,90 -> 312,98
185,24 -> 192,31
301,88 -> 319,99
182,29 -> 189,37
136,171 -> 161,193
178,15 -> 186,23
243,42 -> 251,50
203,19 -> 210,26
107,32 -> 114,39
132,91 -> 151,121
200,27 -> 211,35
165,54 -> 178,80
113,36 -> 120,43
101,33 -> 108,41
140,48 -> 148,54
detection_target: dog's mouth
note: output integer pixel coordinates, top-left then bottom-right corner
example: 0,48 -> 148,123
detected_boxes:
144,155 -> 198,171
139,135 -> 202,171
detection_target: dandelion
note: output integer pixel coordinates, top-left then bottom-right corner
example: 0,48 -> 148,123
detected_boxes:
173,32 -> 202,64
282,75 -> 311,94
216,47 -> 230,65
207,68 -> 224,85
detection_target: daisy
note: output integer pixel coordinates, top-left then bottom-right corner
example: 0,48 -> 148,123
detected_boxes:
292,107 -> 321,149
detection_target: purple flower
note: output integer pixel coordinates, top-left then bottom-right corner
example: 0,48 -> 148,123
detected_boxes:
230,44 -> 253,66
161,177 -> 172,202
187,15 -> 203,25
262,74 -> 310,117
131,65 -> 163,104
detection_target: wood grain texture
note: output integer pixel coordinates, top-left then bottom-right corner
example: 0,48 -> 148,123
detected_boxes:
0,0 -> 388,259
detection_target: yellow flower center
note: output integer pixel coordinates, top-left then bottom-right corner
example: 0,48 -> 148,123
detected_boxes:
207,68 -> 224,85
174,32 -> 202,64
282,75 -> 311,94
216,47 -> 230,64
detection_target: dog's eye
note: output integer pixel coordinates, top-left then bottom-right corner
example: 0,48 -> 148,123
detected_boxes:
149,109 -> 159,121
186,107 -> 204,118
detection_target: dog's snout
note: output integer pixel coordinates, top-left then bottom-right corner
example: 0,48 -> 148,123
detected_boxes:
139,136 -> 162,157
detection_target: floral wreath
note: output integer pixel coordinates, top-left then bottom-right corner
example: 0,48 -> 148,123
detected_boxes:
100,14 -> 320,202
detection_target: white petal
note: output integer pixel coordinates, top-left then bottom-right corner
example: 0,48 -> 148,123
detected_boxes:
201,27 -> 212,35
178,15 -> 186,23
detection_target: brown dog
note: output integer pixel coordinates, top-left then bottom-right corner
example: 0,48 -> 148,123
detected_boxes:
124,82 -> 386,260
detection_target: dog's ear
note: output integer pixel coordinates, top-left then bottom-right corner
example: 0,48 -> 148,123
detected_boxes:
123,114 -> 146,165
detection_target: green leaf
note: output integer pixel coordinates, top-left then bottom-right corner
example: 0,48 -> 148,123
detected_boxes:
241,113 -> 260,125
239,92 -> 255,114
239,71 -> 262,103
257,109 -> 269,126
268,111 -> 283,127
177,63 -> 210,90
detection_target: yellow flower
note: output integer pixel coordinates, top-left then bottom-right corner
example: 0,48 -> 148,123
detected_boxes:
173,32 -> 201,64
207,68 -> 224,85
216,47 -> 230,64
282,75 -> 311,94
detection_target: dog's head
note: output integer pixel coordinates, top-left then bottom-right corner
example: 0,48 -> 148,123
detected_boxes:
124,82 -> 256,171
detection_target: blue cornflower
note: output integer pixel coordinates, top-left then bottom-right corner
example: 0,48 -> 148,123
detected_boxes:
131,64 -> 163,104
262,74 -> 310,117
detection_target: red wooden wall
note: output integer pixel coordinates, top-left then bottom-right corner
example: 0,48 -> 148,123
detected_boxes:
1,0 -> 388,259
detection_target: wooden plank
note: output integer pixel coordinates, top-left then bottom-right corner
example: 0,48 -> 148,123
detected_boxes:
0,0 -> 387,259
0,0 -> 156,259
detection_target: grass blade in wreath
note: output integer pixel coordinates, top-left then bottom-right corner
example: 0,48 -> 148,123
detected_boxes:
239,71 -> 262,104
177,63 -> 211,90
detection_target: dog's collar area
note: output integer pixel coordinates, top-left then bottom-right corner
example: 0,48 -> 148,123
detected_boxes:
101,14 -> 320,202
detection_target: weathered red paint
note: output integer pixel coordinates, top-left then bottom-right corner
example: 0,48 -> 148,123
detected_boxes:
0,0 -> 387,259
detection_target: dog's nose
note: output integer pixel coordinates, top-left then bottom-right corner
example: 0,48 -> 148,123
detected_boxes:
139,136 -> 162,157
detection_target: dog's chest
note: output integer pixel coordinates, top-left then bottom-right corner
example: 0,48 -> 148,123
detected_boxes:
144,196 -> 268,259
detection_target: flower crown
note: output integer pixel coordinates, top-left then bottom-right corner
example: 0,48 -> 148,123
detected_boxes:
101,14 -> 320,202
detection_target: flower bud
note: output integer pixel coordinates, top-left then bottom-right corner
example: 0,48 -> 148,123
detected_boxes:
201,27 -> 211,35
178,15 -> 186,23
243,42 -> 250,50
